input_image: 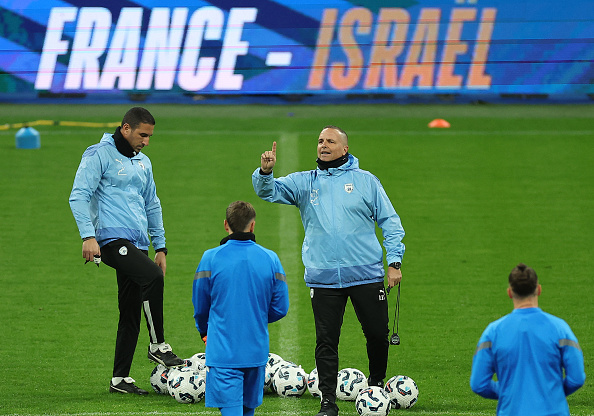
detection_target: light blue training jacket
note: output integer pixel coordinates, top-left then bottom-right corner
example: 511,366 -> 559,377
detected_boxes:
252,154 -> 405,288
69,133 -> 165,250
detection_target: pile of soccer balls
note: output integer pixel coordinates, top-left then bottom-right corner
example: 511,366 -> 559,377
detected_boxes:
149,352 -> 207,404
356,375 -> 419,415
265,352 -> 418,414
150,351 -> 419,413
264,353 -> 370,399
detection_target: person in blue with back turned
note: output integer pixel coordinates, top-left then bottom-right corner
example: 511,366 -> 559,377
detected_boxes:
192,201 -> 289,416
470,263 -> 585,415
253,126 -> 405,416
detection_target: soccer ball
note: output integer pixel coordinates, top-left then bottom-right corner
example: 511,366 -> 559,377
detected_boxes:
183,358 -> 203,372
307,367 -> 321,398
149,364 -> 170,394
183,358 -> 207,380
265,357 -> 297,393
264,354 -> 285,392
168,367 -> 206,404
279,359 -> 298,368
384,375 -> 418,409
272,365 -> 307,397
355,387 -> 391,416
336,368 -> 368,401
190,352 -> 206,366
267,353 -> 284,367
167,367 -> 182,384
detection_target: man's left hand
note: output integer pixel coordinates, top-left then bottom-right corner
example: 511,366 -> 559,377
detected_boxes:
387,266 -> 402,289
155,251 -> 167,276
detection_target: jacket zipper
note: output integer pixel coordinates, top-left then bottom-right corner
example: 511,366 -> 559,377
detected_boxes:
329,171 -> 342,288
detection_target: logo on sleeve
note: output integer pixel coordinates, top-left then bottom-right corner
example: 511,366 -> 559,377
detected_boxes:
119,246 -> 128,256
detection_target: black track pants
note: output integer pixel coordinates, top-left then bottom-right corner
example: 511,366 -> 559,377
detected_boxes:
101,239 -> 165,377
310,282 -> 389,402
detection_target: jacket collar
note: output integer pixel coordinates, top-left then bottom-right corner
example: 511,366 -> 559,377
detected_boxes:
220,232 -> 256,245
316,152 -> 349,170
113,126 -> 137,158
317,153 -> 358,175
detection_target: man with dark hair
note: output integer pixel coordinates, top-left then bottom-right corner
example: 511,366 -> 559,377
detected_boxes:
121,106 -> 155,129
253,126 -> 405,416
470,263 -> 585,415
70,107 -> 183,395
193,201 -> 289,416
507,263 -> 538,296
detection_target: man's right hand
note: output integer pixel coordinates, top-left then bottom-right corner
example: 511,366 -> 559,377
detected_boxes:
260,141 -> 277,174
82,238 -> 101,262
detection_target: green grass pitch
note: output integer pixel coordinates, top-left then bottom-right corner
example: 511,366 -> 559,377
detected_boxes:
0,103 -> 592,416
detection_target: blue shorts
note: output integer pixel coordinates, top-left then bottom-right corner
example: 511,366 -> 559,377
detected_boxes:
205,366 -> 265,409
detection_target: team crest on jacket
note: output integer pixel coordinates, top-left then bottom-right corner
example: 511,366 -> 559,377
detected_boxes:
344,183 -> 354,193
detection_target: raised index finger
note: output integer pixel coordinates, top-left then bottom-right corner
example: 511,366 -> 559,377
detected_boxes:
271,141 -> 277,155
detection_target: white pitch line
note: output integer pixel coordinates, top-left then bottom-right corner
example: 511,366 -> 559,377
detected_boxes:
276,132 -> 306,414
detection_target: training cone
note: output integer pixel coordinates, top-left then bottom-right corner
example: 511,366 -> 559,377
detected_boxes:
428,119 -> 450,128
15,127 -> 41,149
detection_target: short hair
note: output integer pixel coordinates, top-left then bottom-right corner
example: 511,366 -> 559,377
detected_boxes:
122,107 -> 155,130
323,125 -> 348,145
508,263 -> 538,297
226,201 -> 256,233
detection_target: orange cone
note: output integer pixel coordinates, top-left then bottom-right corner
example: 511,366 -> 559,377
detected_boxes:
428,118 -> 450,128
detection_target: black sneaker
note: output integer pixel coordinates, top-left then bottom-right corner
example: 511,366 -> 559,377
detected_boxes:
109,378 -> 149,395
316,398 -> 339,416
367,377 -> 384,388
147,343 -> 184,367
